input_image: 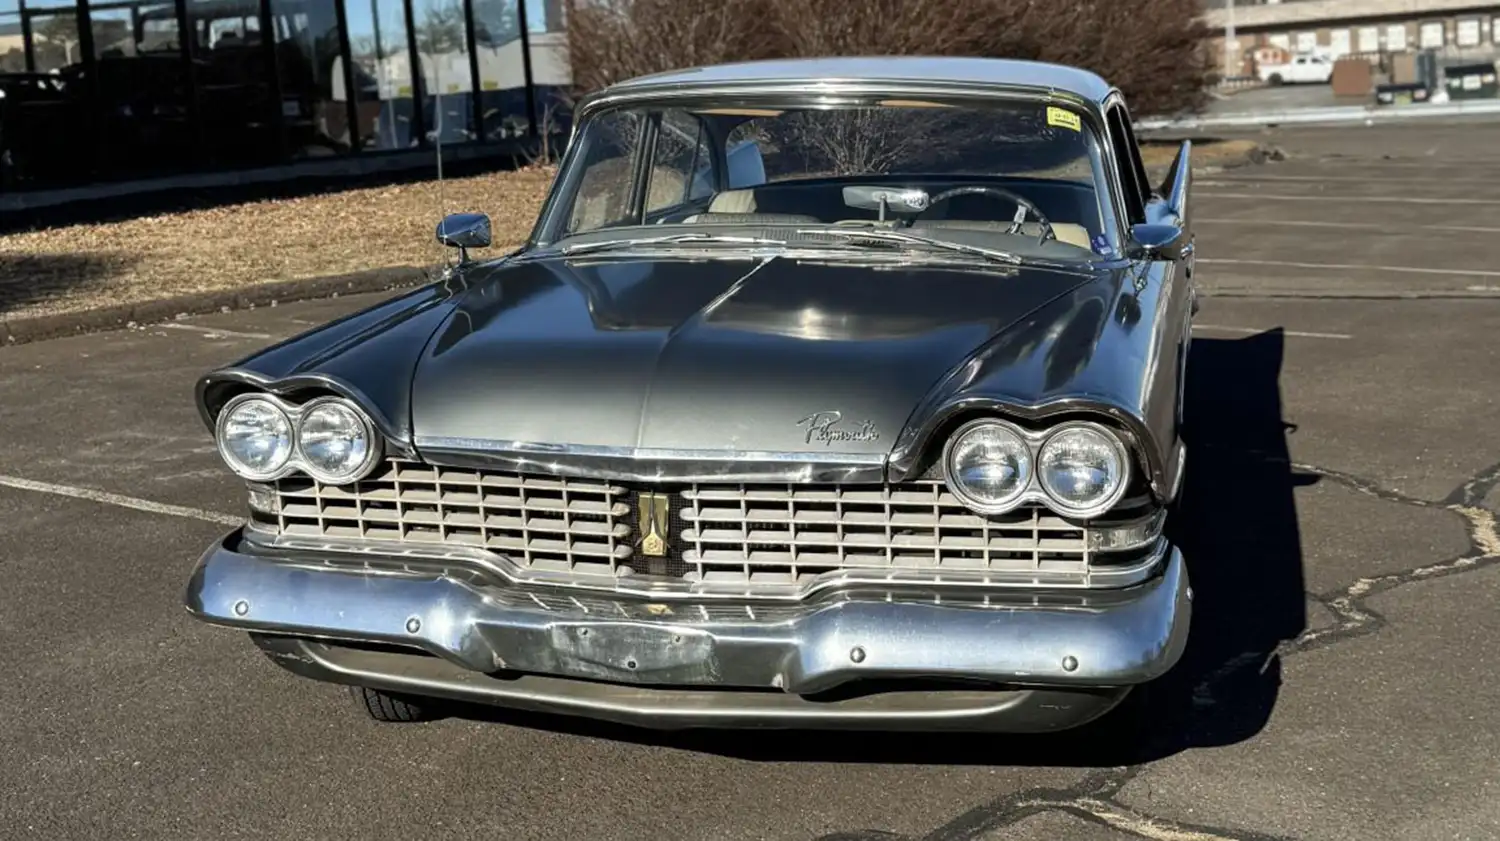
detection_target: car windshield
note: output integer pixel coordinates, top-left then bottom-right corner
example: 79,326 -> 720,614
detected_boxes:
540,96 -> 1118,262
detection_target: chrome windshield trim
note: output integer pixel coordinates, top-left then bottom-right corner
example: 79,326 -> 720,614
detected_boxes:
532,82 -> 1120,248
412,436 -> 889,484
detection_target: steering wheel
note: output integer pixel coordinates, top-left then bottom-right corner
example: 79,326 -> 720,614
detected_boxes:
913,186 -> 1057,244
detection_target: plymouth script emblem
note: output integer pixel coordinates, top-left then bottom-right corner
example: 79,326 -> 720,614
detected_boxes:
638,491 -> 669,557
796,411 -> 880,447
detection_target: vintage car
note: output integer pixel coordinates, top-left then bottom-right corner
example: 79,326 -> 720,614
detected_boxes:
183,56 -> 1198,733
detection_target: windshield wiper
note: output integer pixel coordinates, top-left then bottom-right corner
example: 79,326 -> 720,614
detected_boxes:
794,227 -> 1024,266
554,232 -> 789,256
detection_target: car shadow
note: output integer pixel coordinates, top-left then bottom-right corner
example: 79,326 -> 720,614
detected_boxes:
434,329 -> 1309,766
0,252 -> 140,318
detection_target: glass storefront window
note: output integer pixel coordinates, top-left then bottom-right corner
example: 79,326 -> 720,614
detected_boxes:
92,0 -> 195,177
0,0 -> 554,191
0,0 -> 25,73
270,0 -> 353,156
90,4 -> 137,58
525,0 -> 568,138
345,0 -> 416,149
186,0 -> 277,167
3,0 -> 92,187
27,0 -> 85,73
411,0 -> 472,144
471,0 -> 524,142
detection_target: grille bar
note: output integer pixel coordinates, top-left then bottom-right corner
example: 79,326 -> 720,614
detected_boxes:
253,458 -> 1155,592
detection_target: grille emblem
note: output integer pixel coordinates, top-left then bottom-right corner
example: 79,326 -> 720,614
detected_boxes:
638,491 -> 669,557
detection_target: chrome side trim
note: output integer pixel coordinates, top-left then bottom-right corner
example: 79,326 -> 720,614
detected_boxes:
187,534 -> 1191,696
413,436 -> 888,484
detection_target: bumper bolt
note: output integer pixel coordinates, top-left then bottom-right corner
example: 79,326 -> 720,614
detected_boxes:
232,600 -> 249,617
405,616 -> 422,634
850,646 -> 866,664
1062,655 -> 1079,672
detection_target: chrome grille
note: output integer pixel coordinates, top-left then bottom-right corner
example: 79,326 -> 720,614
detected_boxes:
250,458 -> 1159,592
262,460 -> 632,576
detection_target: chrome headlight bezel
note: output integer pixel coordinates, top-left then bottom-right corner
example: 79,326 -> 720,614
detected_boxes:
213,392 -> 383,486
940,417 -> 1132,519
294,396 -> 382,485
1036,422 -> 1130,519
940,418 -> 1034,515
214,394 -> 294,482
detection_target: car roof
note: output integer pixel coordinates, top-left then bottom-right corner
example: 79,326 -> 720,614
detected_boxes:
603,57 -> 1116,104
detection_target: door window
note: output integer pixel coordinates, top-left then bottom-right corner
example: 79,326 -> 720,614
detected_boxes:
645,110 -> 714,214
1104,105 -> 1146,223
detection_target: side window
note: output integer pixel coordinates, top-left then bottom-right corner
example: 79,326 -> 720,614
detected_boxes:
645,111 -> 713,214
566,111 -> 644,234
1105,105 -> 1148,224
1116,107 -> 1153,200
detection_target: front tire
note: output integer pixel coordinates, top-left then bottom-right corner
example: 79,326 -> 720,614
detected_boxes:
349,685 -> 439,722
1268,73 -> 1284,86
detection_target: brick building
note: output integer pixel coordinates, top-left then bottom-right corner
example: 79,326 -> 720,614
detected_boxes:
1204,0 -> 1500,77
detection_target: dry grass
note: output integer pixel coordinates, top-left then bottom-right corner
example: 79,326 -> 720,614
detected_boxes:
0,139 -> 1257,321
0,166 -> 557,319
1140,138 -> 1260,169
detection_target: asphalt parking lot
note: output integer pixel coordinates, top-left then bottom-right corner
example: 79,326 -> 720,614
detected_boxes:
3,120 -> 1500,841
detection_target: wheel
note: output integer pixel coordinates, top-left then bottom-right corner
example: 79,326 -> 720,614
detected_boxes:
348,685 -> 439,722
1267,73 -> 1284,86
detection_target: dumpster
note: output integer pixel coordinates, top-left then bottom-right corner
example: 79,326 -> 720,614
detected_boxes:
1375,82 -> 1431,106
1443,62 -> 1500,100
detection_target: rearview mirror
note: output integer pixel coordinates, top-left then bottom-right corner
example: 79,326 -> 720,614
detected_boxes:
436,212 -> 492,263
1129,223 -> 1187,261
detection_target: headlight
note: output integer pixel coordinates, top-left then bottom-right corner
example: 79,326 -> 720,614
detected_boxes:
1037,424 -> 1128,517
296,398 -> 378,484
942,419 -> 1032,513
216,396 -> 293,480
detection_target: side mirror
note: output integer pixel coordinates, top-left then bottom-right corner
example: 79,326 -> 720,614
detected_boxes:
1129,223 -> 1187,261
436,212 -> 492,263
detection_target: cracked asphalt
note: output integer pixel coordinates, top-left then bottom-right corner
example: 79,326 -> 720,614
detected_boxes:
3,120 -> 1500,840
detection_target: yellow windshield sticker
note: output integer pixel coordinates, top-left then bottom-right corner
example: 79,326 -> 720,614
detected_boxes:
1047,106 -> 1081,132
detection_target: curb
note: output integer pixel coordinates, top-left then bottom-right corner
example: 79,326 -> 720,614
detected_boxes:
1,264 -> 437,347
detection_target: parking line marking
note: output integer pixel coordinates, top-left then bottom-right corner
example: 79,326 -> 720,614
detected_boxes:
1198,191 -> 1500,205
1198,257 -> 1500,278
1195,218 -> 1500,235
0,475 -> 241,526
1199,173 -> 1500,184
159,323 -> 276,340
1193,324 -> 1353,340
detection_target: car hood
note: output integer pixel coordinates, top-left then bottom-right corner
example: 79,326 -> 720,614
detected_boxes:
410,253 -> 1103,457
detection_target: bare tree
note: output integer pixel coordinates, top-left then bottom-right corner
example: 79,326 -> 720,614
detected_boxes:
562,0 -> 1212,117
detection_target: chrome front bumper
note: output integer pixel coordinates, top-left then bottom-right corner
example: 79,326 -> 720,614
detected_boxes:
185,530 -> 1191,731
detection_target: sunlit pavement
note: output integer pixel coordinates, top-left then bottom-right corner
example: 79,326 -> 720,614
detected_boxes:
2,119 -> 1498,841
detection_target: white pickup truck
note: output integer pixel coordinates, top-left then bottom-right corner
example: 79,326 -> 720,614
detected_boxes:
1258,53 -> 1335,85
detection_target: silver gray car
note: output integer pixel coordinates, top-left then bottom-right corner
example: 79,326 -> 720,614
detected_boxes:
183,56 -> 1199,733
